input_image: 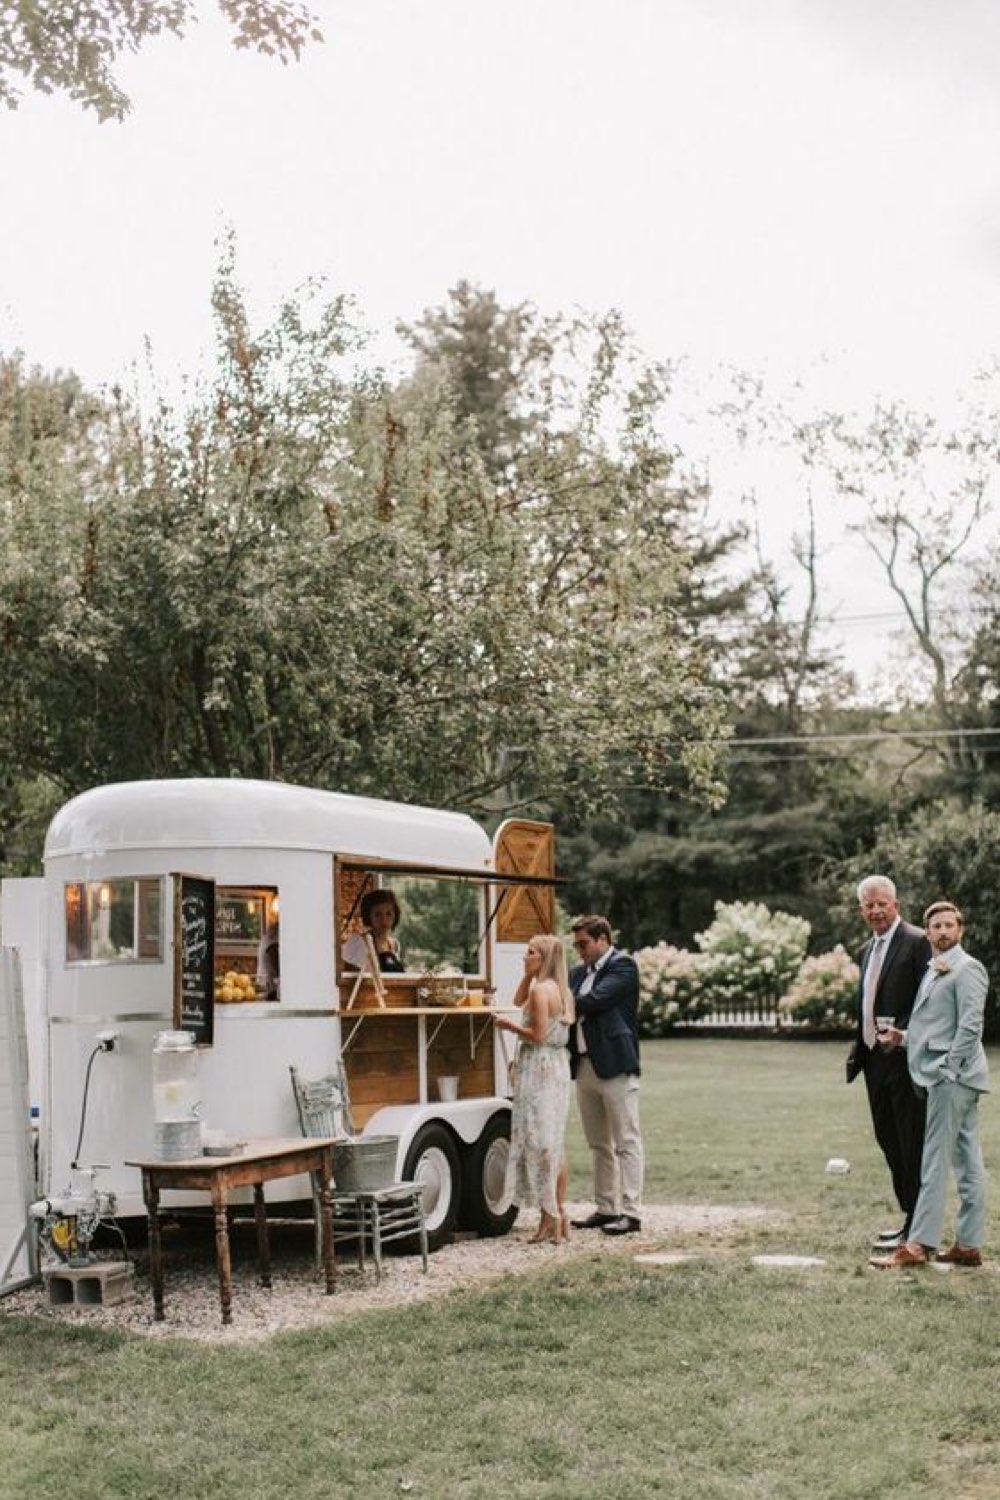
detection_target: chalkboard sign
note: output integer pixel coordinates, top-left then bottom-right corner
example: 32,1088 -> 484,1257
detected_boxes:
216,888 -> 270,946
172,874 -> 216,1045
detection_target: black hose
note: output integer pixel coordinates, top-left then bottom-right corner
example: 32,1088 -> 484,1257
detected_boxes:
71,1045 -> 102,1169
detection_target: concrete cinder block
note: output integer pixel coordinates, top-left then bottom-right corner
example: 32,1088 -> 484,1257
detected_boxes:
44,1261 -> 134,1307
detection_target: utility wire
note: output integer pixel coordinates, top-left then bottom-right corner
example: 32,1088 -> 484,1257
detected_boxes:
716,727 -> 1000,749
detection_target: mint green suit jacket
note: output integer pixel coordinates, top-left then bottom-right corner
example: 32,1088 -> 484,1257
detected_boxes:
906,946 -> 990,1095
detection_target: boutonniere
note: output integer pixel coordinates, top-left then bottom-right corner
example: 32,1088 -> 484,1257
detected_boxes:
932,957 -> 951,974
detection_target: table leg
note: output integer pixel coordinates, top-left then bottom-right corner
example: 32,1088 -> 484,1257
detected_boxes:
253,1182 -> 272,1289
143,1172 -> 165,1322
319,1151 -> 336,1296
211,1180 -> 234,1326
370,1197 -> 383,1283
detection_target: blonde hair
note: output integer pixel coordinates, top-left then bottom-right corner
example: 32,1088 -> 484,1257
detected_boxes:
527,934 -> 575,1023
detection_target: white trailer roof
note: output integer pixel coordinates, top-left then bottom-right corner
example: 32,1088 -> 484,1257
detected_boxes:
44,779 -> 492,868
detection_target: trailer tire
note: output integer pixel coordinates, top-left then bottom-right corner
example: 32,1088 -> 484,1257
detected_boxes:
402,1123 -> 461,1251
460,1112 -> 518,1237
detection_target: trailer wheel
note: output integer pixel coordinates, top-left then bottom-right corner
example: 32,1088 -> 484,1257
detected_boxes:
460,1112 -> 518,1237
402,1123 -> 461,1251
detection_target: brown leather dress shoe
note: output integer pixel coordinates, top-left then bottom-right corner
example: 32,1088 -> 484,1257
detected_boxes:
935,1244 -> 983,1267
869,1241 -> 930,1269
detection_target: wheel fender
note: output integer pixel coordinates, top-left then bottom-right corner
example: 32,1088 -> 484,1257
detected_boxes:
362,1099 -> 511,1176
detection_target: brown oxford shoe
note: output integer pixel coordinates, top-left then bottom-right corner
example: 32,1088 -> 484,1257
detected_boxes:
935,1244 -> 983,1268
869,1241 -> 930,1269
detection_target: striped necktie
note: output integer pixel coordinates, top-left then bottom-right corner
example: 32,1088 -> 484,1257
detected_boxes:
862,936 -> 886,1048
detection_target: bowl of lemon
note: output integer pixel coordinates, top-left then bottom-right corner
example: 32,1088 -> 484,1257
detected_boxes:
215,969 -> 259,1004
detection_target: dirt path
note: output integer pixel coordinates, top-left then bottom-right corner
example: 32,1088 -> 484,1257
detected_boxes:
0,1201 -> 775,1345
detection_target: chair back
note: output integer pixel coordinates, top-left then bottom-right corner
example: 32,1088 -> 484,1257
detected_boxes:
289,1063 -> 357,1140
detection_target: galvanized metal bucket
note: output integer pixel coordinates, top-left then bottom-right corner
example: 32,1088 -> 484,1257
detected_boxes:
332,1135 -> 399,1192
153,1119 -> 202,1162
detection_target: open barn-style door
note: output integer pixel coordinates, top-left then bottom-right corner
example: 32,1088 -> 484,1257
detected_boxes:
493,820 -> 556,941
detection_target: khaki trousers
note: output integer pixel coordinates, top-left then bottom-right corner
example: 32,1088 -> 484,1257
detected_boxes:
575,1057 -> 644,1217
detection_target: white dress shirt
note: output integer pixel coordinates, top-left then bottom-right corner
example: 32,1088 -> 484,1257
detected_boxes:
576,946 -> 615,1055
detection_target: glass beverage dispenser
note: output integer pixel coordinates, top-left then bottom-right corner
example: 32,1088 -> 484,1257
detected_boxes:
152,1030 -> 201,1160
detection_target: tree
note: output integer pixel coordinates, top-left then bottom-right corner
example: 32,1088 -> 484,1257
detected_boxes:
958,574 -> 1000,806
0,1 -> 322,121
792,397 -> 999,795
0,261 -> 734,878
823,799 -> 1000,1038
401,285 -> 749,812
0,354 -> 112,869
558,472 -> 871,950
399,281 -> 557,481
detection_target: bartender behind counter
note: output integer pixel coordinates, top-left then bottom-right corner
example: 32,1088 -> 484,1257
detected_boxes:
342,888 -> 405,973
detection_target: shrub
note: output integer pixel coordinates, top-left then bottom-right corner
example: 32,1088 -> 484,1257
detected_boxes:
778,945 -> 859,1032
634,943 -> 709,1035
695,900 -> 810,1017
825,797 -> 1000,1039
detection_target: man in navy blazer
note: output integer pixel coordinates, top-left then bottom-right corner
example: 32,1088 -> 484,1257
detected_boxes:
847,874 -> 931,1246
568,914 -> 644,1236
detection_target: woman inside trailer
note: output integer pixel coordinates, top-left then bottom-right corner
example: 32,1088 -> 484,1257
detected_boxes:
342,888 -> 406,974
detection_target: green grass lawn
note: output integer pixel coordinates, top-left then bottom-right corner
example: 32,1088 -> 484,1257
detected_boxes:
3,1039 -> 1000,1500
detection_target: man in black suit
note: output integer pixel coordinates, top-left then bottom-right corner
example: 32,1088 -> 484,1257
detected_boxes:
568,914 -> 644,1236
847,874 -> 931,1246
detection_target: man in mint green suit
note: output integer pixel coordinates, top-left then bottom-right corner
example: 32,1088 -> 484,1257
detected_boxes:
872,901 -> 989,1268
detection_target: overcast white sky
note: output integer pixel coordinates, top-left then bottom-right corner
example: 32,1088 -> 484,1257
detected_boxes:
3,0 -> 1000,687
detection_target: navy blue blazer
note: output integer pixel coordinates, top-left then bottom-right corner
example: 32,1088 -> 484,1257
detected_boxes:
569,950 -> 641,1080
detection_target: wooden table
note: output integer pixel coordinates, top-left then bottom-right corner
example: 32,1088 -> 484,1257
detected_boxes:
125,1137 -> 337,1326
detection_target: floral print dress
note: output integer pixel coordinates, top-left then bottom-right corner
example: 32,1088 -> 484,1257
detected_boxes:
505,1015 -> 571,1216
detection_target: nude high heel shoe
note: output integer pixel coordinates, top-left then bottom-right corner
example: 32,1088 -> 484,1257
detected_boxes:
529,1213 -> 560,1244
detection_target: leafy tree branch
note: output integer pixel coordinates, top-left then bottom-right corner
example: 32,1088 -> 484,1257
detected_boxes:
0,1 -> 322,120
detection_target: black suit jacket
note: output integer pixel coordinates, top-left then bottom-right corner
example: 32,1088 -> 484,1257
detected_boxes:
846,919 -> 932,1082
569,950 -> 641,1080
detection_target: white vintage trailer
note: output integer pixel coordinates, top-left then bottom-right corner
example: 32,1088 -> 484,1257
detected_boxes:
1,779 -> 557,1250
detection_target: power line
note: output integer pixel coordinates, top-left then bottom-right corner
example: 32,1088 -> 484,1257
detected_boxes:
726,745 -> 1000,765
719,727 -> 1000,748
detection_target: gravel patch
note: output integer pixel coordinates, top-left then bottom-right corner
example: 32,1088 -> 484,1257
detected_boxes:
0,1201 -> 775,1346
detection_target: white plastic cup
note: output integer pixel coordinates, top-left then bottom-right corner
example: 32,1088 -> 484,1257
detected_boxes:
437,1076 -> 459,1103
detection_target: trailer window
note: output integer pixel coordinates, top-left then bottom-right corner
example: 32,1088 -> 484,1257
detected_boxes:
65,878 -> 163,964
339,870 -> 486,978
215,886 -> 280,1002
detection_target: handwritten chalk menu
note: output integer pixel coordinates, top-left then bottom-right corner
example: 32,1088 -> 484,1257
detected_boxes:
172,874 -> 216,1045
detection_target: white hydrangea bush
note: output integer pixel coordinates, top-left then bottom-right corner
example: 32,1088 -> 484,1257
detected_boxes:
694,901 -> 811,1016
778,945 -> 860,1031
634,943 -> 708,1035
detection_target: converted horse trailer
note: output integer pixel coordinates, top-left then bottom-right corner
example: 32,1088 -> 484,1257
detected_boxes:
0,779 -> 557,1250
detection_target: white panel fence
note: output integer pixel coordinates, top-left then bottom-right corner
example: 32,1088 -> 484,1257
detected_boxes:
0,947 -> 37,1295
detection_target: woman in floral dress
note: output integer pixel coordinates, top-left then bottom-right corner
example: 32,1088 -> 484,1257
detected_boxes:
495,934 -> 575,1245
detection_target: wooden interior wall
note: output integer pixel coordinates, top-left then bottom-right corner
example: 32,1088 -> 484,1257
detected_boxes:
337,864 -> 373,947
334,853 -> 514,1123
343,1004 -> 495,1126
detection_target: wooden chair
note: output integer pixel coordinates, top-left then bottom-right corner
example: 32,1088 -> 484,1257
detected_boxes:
289,1065 -> 428,1279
